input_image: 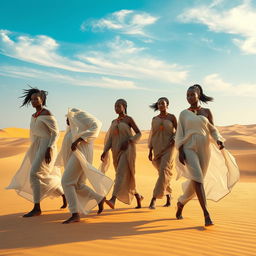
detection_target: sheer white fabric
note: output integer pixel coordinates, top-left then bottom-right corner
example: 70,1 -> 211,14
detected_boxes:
56,108 -> 113,214
6,115 -> 63,202
175,109 -> 240,202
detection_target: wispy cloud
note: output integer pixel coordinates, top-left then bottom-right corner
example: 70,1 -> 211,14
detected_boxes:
204,73 -> 256,97
0,65 -> 139,89
78,36 -> 188,84
0,30 -> 103,74
0,31 -> 188,85
81,9 -> 158,38
179,0 -> 256,54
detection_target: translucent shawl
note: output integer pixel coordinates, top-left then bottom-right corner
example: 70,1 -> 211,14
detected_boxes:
175,109 -> 240,201
56,108 -> 113,214
6,115 -> 63,202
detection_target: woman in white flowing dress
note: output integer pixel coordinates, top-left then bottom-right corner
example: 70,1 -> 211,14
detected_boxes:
100,99 -> 143,209
57,108 -> 113,224
175,84 -> 240,226
6,88 -> 66,217
148,97 -> 177,209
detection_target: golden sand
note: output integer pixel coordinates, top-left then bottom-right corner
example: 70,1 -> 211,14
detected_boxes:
0,126 -> 255,256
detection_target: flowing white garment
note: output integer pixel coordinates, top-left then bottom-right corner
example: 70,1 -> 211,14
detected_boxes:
56,108 -> 113,214
175,109 -> 240,202
6,115 -> 63,202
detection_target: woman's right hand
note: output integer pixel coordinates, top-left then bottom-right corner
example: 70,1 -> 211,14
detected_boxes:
217,140 -> 224,150
101,151 -> 107,161
179,147 -> 186,165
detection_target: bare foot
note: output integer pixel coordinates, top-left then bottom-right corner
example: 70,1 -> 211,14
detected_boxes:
163,195 -> 171,207
62,213 -> 80,224
149,198 -> 156,209
23,209 -> 41,217
205,215 -> 214,226
135,194 -> 144,209
60,194 -> 67,209
105,199 -> 115,209
97,197 -> 105,214
176,202 -> 184,220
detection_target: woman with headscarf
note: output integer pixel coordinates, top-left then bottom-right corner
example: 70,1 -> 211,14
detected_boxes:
57,108 -> 113,224
148,97 -> 177,209
100,99 -> 143,209
175,84 -> 240,226
7,87 -> 66,217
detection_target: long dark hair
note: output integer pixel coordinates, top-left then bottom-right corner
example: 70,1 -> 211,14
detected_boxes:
188,84 -> 213,103
20,86 -> 48,107
115,98 -> 127,114
150,97 -> 169,111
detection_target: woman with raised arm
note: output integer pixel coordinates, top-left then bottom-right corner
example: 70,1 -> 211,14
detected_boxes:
100,99 -> 143,209
175,84 -> 239,226
148,97 -> 177,209
7,87 -> 66,217
58,108 -> 113,224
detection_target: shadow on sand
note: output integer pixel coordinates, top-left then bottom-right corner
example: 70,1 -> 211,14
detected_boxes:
0,208 -> 205,249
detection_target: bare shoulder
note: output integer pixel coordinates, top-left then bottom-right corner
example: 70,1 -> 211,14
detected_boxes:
202,108 -> 212,115
125,115 -> 134,122
166,113 -> 176,122
202,107 -> 210,111
169,113 -> 177,120
41,109 -> 52,116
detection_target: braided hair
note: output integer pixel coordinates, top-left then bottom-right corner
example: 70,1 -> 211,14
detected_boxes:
188,84 -> 213,103
150,97 -> 169,111
20,86 -> 48,107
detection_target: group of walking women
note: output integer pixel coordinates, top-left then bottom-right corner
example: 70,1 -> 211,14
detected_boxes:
6,84 -> 240,226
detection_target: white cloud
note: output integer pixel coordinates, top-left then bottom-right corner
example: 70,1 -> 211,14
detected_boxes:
0,30 -> 103,74
204,73 -> 256,96
81,9 -> 158,38
179,0 -> 256,54
78,36 -> 187,84
0,65 -> 138,89
0,31 -> 188,85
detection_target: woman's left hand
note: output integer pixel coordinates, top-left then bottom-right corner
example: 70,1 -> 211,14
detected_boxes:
45,147 -> 52,164
217,140 -> 224,150
71,140 -> 80,151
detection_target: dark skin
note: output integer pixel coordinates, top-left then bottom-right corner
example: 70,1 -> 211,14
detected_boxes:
148,99 -> 177,209
176,88 -> 224,226
100,101 -> 143,209
23,93 -> 67,218
62,118 -> 108,224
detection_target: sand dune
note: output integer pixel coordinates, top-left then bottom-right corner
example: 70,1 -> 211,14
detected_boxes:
225,136 -> 256,150
0,125 -> 256,256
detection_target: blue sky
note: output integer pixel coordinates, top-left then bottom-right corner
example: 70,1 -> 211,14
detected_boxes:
1,0 -> 256,130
